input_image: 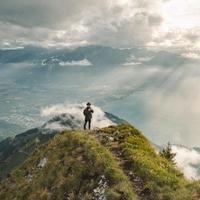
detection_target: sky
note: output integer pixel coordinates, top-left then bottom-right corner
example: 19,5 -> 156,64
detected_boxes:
0,0 -> 200,49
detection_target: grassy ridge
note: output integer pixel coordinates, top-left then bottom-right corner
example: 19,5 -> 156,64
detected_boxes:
95,125 -> 199,200
0,130 -> 136,200
0,124 -> 200,200
0,132 -> 54,180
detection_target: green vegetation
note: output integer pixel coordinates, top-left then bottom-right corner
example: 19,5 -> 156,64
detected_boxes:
0,129 -> 136,200
0,124 -> 200,200
0,132 -> 54,180
91,124 -> 200,200
160,142 -> 176,166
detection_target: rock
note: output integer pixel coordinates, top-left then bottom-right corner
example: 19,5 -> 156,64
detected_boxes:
93,175 -> 108,200
37,157 -> 48,168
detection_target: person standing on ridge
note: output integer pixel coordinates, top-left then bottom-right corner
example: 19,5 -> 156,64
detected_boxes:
83,102 -> 94,130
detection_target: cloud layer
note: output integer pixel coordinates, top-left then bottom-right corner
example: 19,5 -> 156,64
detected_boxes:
172,145 -> 200,180
1,0 -> 199,49
41,103 -> 115,129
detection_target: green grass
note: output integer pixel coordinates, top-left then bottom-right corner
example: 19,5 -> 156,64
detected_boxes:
0,135 -> 52,180
0,124 -> 200,200
96,124 -> 199,200
0,130 -> 136,200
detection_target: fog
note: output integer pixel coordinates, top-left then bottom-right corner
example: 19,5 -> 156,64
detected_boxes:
41,103 -> 115,129
0,50 -> 200,147
172,145 -> 200,180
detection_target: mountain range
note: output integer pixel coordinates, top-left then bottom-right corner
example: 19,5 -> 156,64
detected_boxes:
0,45 -> 193,67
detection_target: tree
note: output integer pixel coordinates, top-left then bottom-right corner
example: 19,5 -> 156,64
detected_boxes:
160,142 -> 176,166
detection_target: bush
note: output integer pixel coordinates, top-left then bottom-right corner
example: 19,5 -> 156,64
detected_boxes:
160,143 -> 176,166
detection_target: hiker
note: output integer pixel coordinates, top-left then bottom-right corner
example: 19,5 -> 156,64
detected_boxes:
83,102 -> 94,130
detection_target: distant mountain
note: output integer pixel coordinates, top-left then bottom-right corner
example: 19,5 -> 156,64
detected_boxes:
0,45 -> 195,67
0,124 -> 199,200
0,45 -> 132,66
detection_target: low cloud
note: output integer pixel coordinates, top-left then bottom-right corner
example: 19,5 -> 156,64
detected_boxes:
41,103 -> 115,129
172,145 -> 200,180
59,59 -> 92,66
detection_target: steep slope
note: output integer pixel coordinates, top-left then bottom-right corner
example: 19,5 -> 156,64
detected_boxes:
0,45 -> 195,66
92,125 -> 200,199
0,124 -> 199,200
0,126 -> 136,200
0,128 -> 54,180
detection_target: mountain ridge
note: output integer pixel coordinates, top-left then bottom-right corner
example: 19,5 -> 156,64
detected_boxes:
0,111 -> 125,180
0,124 -> 200,200
0,45 -> 195,67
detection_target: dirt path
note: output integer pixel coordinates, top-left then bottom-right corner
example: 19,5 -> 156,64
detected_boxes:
92,129 -> 151,200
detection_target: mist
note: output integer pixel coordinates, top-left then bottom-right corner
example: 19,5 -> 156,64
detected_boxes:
0,46 -> 200,148
172,145 -> 200,180
41,103 -> 115,129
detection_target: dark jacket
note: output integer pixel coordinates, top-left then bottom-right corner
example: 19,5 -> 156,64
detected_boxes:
83,107 -> 94,120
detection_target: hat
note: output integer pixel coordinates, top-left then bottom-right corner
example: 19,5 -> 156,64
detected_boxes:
86,102 -> 91,106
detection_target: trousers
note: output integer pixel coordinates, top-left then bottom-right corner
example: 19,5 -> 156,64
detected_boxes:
84,119 -> 91,130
